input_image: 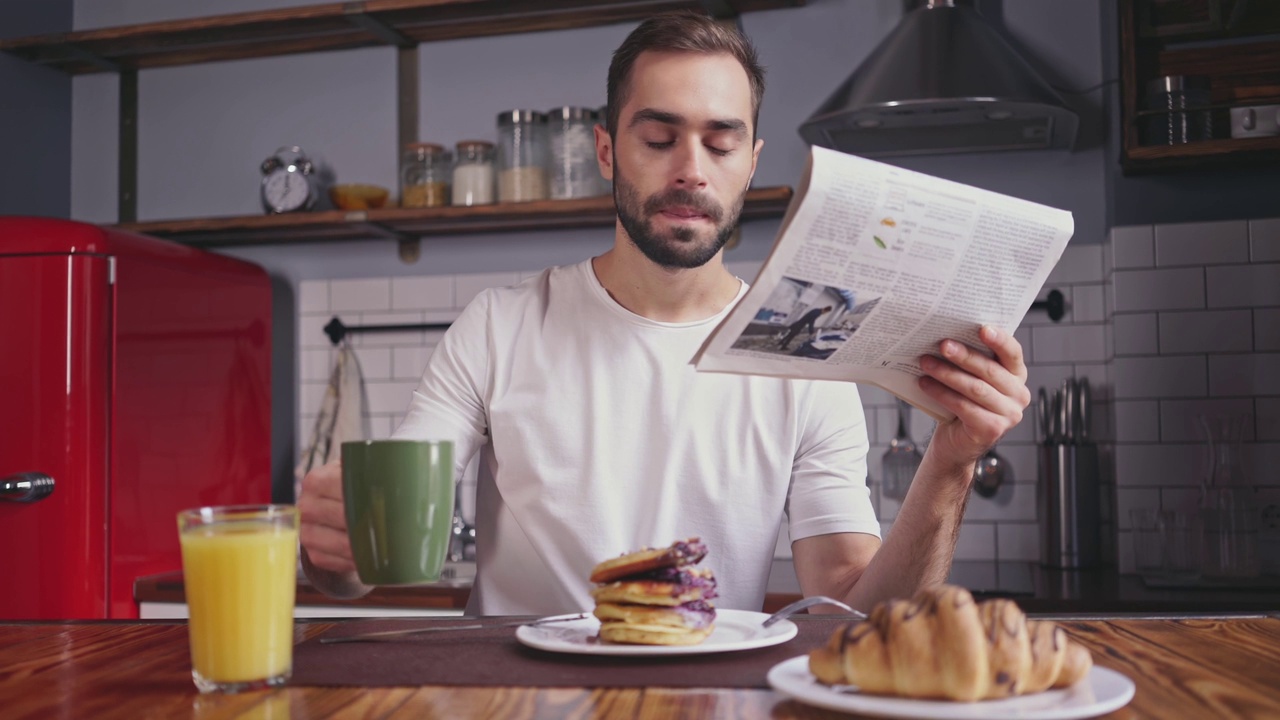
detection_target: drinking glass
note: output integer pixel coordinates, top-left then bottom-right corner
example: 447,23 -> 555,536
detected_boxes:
1160,510 -> 1201,582
178,505 -> 299,693
1130,509 -> 1162,576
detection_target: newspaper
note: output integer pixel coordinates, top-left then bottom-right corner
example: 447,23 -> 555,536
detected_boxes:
693,146 -> 1075,421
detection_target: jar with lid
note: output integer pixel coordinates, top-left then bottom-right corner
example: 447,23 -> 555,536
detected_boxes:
496,109 -> 548,203
401,142 -> 451,208
1144,75 -> 1213,145
547,106 -> 601,200
452,140 -> 496,206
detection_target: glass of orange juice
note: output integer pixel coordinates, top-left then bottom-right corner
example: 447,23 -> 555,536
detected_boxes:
178,505 -> 299,693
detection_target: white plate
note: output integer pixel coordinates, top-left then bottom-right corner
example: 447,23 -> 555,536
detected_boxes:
515,609 -> 797,656
767,655 -> 1135,720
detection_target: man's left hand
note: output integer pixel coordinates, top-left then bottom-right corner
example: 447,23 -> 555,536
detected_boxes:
917,325 -> 1030,472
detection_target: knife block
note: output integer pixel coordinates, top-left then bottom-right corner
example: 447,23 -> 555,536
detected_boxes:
1038,441 -> 1102,569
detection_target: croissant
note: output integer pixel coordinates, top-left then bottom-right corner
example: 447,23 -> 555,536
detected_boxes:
808,585 -> 1092,702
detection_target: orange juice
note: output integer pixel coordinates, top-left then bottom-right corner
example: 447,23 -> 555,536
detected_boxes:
180,515 -> 297,689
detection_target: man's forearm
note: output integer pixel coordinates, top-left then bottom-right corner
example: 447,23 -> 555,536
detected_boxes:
300,546 -> 374,600
849,453 -> 974,609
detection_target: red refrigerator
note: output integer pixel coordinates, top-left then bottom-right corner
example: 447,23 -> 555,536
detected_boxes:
0,217 -> 272,619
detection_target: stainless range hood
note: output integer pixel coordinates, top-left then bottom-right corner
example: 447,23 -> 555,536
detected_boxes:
799,0 -> 1078,157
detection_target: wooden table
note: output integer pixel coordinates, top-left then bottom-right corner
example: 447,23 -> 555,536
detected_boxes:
4,615 -> 1279,719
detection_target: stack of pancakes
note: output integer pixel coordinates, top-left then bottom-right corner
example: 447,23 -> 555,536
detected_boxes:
588,537 -> 718,645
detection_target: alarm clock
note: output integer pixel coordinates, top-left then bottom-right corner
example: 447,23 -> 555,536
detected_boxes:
260,146 -> 321,214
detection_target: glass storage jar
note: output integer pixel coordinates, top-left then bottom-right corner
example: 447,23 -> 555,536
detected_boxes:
1144,75 -> 1213,145
547,106 -> 601,199
452,140 -> 496,206
401,142 -> 451,208
496,109 -> 548,203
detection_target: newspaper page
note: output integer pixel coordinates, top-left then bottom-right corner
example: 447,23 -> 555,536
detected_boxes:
693,146 -> 1075,421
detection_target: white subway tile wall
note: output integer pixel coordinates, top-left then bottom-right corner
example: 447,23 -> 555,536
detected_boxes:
292,219 -> 1280,572
1252,219 -> 1280,262
1257,309 -> 1280,351
1110,219 -> 1280,574
1110,225 -> 1154,270
1153,220 -> 1249,267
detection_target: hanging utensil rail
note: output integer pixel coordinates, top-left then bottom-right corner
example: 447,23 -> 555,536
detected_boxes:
323,315 -> 452,346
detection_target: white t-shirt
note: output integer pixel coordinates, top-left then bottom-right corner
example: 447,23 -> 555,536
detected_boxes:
393,259 -> 879,615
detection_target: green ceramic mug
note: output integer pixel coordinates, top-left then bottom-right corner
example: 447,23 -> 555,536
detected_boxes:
341,439 -> 454,585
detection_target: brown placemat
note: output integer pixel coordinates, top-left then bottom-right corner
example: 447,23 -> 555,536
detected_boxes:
290,615 -> 847,688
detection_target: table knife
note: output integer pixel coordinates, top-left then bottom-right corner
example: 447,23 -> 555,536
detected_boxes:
319,613 -> 588,644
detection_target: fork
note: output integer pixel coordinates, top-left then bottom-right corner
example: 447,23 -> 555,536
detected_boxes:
763,595 -> 866,628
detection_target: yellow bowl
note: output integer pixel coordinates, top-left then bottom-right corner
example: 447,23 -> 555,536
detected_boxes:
330,184 -> 390,210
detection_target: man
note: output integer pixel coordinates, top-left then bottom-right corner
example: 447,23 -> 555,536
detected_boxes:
298,13 -> 1030,616
778,305 -> 833,350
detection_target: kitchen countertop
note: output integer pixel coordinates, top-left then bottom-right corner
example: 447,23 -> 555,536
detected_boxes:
136,560 -> 1280,615
5,615 -> 1280,718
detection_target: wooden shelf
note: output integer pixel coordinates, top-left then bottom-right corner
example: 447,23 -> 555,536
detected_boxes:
0,0 -> 803,75
1123,135 -> 1280,170
1119,0 -> 1280,174
113,186 -> 795,247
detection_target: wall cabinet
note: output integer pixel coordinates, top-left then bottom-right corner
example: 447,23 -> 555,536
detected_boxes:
1120,0 -> 1280,173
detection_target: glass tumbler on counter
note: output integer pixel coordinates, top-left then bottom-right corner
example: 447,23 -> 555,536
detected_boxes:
402,142 -> 451,208
496,109 -> 548,203
178,505 -> 299,693
452,140 -> 496,206
547,106 -> 602,199
1197,413 -> 1259,579
1130,509 -> 1163,576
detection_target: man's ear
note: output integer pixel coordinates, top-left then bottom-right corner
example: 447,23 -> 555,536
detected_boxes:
748,137 -> 764,185
594,123 -> 614,181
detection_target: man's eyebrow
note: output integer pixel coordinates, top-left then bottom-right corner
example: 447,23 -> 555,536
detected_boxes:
629,108 -> 749,136
706,118 -> 749,136
629,108 -> 684,128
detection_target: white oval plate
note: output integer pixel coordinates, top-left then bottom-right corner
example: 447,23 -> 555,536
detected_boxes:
767,655 -> 1135,720
516,609 -> 798,656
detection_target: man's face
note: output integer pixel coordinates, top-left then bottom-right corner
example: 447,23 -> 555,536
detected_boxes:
597,51 -> 763,270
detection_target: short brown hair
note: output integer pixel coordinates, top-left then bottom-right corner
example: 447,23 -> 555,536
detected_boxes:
606,12 -> 766,138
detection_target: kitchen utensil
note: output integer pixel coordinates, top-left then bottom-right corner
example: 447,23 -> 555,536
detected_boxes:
1050,389 -> 1063,442
1060,378 -> 1076,444
972,446 -> 1008,499
1037,386 -> 1051,444
320,613 -> 590,644
882,399 -> 924,501
1076,377 -> 1091,441
448,491 -> 477,562
762,595 -> 865,628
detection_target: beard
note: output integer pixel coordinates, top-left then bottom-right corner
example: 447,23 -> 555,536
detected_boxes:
613,161 -> 747,270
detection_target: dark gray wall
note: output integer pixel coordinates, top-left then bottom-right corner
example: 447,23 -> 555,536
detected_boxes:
0,0 -> 73,218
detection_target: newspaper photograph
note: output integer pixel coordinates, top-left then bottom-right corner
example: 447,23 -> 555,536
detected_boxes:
693,146 -> 1076,421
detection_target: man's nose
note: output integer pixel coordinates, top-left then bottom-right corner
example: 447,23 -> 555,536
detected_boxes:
673,143 -> 709,188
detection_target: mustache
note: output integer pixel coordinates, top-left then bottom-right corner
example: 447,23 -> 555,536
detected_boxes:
643,188 -> 723,222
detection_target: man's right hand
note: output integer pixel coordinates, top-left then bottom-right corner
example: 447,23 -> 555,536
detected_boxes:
295,458 -> 366,589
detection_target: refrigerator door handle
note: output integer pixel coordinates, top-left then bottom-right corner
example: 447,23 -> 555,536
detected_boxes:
0,472 -> 54,502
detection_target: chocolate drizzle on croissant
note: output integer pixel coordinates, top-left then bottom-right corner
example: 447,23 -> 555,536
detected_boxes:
808,585 -> 1093,702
